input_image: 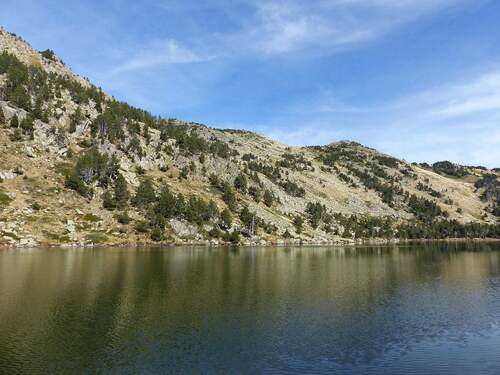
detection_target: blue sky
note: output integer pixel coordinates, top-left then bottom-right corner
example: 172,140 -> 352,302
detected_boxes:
1,0 -> 499,167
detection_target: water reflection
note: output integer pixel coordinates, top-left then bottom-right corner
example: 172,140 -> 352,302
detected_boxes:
0,244 -> 500,374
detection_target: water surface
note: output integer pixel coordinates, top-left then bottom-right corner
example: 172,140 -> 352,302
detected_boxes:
1,243 -> 500,374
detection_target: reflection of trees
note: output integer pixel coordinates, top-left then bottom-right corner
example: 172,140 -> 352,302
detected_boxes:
0,244 -> 499,373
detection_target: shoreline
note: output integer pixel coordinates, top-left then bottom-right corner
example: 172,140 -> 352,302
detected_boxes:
1,237 -> 499,250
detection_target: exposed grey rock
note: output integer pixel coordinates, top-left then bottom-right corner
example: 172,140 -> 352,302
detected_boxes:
169,219 -> 199,238
0,170 -> 16,180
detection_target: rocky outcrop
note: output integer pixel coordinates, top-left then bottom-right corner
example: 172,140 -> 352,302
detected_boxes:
0,27 -> 498,248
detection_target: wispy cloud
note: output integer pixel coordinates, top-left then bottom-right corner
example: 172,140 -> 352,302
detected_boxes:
127,0 -> 473,64
113,39 -> 213,73
237,0 -> 471,57
250,65 -> 500,167
253,2 -> 369,55
395,70 -> 500,119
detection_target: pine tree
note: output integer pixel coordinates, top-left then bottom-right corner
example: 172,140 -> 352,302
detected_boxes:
220,208 -> 232,229
0,108 -> 5,126
114,174 -> 129,209
10,114 -> 19,128
9,128 -> 23,142
9,85 -> 31,110
155,184 -> 177,219
234,174 -> 248,193
20,115 -> 34,135
221,182 -> 237,211
293,215 -> 304,234
249,186 -> 262,203
263,190 -> 274,207
239,206 -> 256,232
132,178 -> 156,208
102,190 -> 116,210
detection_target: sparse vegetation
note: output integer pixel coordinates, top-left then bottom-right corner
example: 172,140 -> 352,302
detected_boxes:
0,33 -> 498,247
432,161 -> 469,177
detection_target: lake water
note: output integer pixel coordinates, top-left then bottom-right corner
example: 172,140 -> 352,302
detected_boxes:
1,243 -> 500,375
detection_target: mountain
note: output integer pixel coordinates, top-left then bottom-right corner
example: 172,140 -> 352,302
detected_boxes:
0,27 -> 498,247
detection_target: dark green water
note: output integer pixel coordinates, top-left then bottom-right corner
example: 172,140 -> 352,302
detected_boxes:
1,243 -> 500,375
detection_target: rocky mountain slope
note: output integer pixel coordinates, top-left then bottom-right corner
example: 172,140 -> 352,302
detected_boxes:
0,27 -> 499,247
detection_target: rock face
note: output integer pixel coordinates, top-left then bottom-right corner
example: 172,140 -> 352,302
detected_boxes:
0,171 -> 16,180
169,219 -> 199,239
0,27 -> 499,248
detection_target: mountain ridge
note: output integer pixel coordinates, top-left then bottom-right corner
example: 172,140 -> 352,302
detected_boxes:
0,27 -> 498,247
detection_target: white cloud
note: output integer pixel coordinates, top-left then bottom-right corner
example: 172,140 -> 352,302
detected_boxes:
389,69 -> 500,119
426,72 -> 500,118
111,0 -> 474,71
249,65 -> 500,167
239,0 -> 471,57
114,39 -> 212,73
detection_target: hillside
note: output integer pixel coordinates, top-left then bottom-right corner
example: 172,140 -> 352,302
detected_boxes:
0,27 -> 499,247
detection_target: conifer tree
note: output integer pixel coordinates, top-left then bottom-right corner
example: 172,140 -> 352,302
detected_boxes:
102,190 -> 116,210
220,208 -> 232,228
234,173 -> 248,193
293,215 -> 304,234
10,114 -> 19,128
20,114 -> 34,135
263,190 -> 274,207
132,177 -> 156,208
114,174 -> 129,209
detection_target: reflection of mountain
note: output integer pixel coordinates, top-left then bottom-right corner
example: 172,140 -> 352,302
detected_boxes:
0,245 -> 499,373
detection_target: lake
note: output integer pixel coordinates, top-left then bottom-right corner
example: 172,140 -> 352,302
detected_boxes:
1,243 -> 500,374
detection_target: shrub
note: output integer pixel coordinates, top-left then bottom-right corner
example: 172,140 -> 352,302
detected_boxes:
40,49 -> 57,61
293,215 -> 304,234
134,221 -> 149,233
85,232 -> 108,244
0,190 -> 13,208
115,211 -> 131,225
280,180 -> 305,197
224,230 -> 240,244
9,128 -> 23,142
306,202 -> 331,229
432,161 -> 468,177
65,170 -> 92,198
178,166 -> 189,180
151,227 -> 164,242
408,195 -> 443,223
31,202 -> 42,211
83,213 -> 101,222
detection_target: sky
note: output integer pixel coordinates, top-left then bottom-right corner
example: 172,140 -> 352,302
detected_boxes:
1,0 -> 499,167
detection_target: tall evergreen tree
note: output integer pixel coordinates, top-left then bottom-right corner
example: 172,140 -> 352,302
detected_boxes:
263,190 -> 274,207
114,174 -> 129,209
234,173 -> 248,193
293,216 -> 304,234
220,208 -> 232,229
102,190 -> 116,210
10,114 -> 19,128
20,114 -> 34,135
132,177 -> 156,208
